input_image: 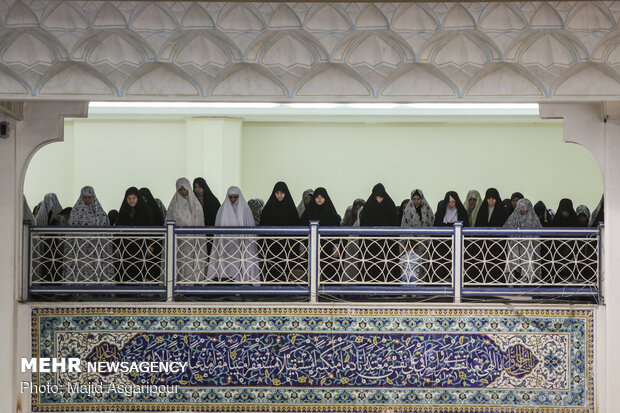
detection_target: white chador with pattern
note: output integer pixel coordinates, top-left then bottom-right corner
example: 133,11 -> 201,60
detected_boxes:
400,189 -> 435,283
32,193 -> 63,281
166,178 -> 206,282
64,186 -> 115,282
207,186 -> 260,283
503,198 -> 542,283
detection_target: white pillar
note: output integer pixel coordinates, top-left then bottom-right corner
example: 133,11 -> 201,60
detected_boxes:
0,101 -> 87,412
185,118 -> 243,200
540,102 -> 616,413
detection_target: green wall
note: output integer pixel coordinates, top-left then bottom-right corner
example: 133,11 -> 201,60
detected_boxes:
24,118 -> 603,221
240,122 -> 603,217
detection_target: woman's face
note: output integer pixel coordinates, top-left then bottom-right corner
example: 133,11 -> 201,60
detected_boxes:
448,198 -> 456,209
83,195 -> 94,206
275,191 -> 285,202
412,195 -> 422,208
193,183 -> 203,196
487,197 -> 497,207
511,197 -> 520,208
127,194 -> 138,207
520,209 -> 527,216
178,187 -> 189,197
578,215 -> 588,225
228,194 -> 239,205
468,197 -> 477,207
304,193 -> 313,206
375,195 -> 384,204
315,195 -> 325,206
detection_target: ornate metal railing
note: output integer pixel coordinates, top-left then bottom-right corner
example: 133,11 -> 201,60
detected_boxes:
315,227 -> 455,297
24,222 -> 601,302
27,226 -> 168,295
173,227 -> 310,296
462,227 -> 600,298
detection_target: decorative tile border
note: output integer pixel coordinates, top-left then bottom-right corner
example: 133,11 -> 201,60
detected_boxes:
31,307 -> 594,412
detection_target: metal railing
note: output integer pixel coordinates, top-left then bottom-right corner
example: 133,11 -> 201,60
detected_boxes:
27,226 -> 168,296
462,227 -> 600,298
25,221 -> 601,302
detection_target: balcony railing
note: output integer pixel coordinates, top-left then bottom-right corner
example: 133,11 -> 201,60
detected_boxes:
24,221 -> 602,303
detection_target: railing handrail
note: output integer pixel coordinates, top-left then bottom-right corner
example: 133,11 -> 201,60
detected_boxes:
28,225 -> 168,234
28,224 -> 600,237
174,226 -> 310,235
25,221 -> 601,302
317,226 -> 455,236
463,227 -> 599,236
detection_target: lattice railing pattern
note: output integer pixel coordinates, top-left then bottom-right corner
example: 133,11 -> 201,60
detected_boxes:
31,231 -> 166,284
26,224 -> 601,299
175,234 -> 308,284
463,236 -> 598,287
318,236 -> 453,286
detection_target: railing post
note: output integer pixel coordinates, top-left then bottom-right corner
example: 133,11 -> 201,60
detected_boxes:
21,220 -> 31,302
309,221 -> 319,304
453,222 -> 463,304
598,223 -> 604,304
165,220 -> 175,302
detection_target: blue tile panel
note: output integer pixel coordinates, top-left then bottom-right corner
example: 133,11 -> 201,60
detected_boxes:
31,307 -> 594,412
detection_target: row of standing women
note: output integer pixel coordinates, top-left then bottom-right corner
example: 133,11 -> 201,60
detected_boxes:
29,181 -> 603,285
28,184 -> 604,230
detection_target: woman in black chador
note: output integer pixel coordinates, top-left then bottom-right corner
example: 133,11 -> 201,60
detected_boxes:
471,188 -> 508,284
192,177 -> 221,257
193,177 -> 221,227
260,181 -> 301,282
300,187 -> 341,226
534,201 -> 552,227
300,187 -> 341,280
138,187 -> 164,226
432,191 -> 468,284
551,198 -> 582,283
507,192 -> 524,215
359,183 -> 400,283
475,188 -> 508,227
434,191 -> 469,227
116,187 -> 155,283
551,198 -> 578,227
138,187 -> 165,281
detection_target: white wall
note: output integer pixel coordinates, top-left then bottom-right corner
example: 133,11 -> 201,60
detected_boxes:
24,118 -> 603,219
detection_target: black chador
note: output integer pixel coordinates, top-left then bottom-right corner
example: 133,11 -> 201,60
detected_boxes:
359,183 -> 400,283
260,182 -> 301,282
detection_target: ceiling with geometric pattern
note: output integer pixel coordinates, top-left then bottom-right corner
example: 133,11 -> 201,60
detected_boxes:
0,1 -> 619,101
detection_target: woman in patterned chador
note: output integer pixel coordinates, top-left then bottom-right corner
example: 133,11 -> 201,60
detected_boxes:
64,186 -> 114,282
167,178 -> 206,282
503,198 -> 542,283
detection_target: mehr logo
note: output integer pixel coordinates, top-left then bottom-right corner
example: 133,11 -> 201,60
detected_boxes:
21,357 -> 189,374
21,358 -> 82,373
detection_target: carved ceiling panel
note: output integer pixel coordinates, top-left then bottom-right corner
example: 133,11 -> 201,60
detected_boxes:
0,1 -> 618,101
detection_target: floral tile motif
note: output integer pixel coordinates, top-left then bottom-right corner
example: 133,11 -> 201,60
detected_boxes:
31,307 -> 594,412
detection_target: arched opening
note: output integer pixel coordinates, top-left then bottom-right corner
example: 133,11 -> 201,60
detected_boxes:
24,102 -> 603,220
